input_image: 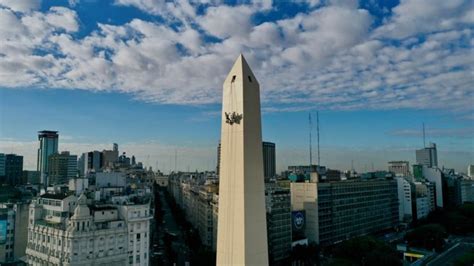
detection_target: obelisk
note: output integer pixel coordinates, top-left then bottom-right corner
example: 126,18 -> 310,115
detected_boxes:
216,54 -> 269,265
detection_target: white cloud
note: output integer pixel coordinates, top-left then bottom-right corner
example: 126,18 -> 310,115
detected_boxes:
0,0 -> 40,13
0,1 -> 472,117
374,0 -> 473,39
198,5 -> 254,39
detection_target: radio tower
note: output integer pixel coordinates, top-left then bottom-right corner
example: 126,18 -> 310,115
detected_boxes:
309,113 -> 313,167
422,123 -> 426,148
317,111 -> 320,166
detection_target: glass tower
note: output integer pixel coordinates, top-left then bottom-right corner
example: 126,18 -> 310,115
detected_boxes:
37,130 -> 59,185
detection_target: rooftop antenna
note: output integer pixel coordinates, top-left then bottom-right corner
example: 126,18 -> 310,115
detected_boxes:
317,111 -> 320,166
351,160 -> 354,172
422,123 -> 426,148
174,149 -> 178,172
309,113 -> 313,168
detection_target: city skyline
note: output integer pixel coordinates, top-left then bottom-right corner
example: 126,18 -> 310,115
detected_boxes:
0,0 -> 473,173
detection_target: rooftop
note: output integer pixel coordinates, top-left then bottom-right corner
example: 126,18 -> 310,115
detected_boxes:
40,193 -> 70,200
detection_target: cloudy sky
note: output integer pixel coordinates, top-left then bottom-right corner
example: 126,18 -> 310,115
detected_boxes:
0,0 -> 473,173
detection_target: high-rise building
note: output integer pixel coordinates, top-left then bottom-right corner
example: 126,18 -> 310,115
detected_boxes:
468,165 -> 474,178
389,161 -> 410,177
291,179 -> 399,246
0,154 -> 5,178
460,179 -> 474,203
22,170 -> 40,184
265,183 -> 291,263
416,143 -> 438,168
37,130 -> 59,185
0,202 -> 30,264
1,154 -> 23,185
422,166 -> 444,208
102,145 -> 119,169
413,181 -> 436,220
48,151 -> 77,185
217,55 -> 268,265
263,142 -> 276,181
79,151 -> 103,175
396,177 -> 413,222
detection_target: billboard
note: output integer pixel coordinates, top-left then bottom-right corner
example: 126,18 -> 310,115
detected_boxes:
292,210 -> 306,240
0,219 -> 7,244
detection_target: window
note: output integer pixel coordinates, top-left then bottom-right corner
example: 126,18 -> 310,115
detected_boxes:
248,76 -> 252,82
137,233 -> 141,241
136,255 -> 140,263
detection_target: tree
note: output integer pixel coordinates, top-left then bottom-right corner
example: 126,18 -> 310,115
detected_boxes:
330,236 -> 401,266
405,224 -> 447,252
290,242 -> 320,266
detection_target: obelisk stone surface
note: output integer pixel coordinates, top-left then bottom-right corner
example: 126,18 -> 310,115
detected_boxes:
216,54 -> 269,266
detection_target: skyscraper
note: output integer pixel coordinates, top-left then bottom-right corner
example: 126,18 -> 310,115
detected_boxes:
2,154 -> 23,185
48,151 -> 77,185
216,55 -> 268,265
262,142 -> 276,181
416,143 -> 438,168
0,154 -> 5,178
37,130 -> 59,185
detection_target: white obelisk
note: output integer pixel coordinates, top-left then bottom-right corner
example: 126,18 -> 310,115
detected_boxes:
216,54 -> 269,266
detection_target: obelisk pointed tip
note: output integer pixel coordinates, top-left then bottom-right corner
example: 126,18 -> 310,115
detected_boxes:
227,53 -> 258,85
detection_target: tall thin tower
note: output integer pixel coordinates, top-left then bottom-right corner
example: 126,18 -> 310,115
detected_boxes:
317,111 -> 320,166
309,113 -> 313,167
216,54 -> 268,265
422,123 -> 426,148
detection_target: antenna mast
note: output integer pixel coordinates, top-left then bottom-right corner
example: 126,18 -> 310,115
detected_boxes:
309,113 -> 313,167
422,123 -> 426,148
317,111 -> 320,166
174,149 -> 177,172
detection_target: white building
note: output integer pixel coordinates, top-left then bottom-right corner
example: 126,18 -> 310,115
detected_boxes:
460,179 -> 474,203
396,177 -> 413,222
468,165 -> 474,179
69,178 -> 89,196
422,166 -> 444,208
413,181 -> 436,220
26,193 -> 152,266
111,196 -> 153,266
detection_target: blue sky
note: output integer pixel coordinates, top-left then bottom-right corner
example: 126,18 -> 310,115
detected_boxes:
0,0 -> 472,173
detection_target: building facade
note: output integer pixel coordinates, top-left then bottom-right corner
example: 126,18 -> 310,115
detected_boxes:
416,143 -> 438,168
389,161 -> 410,177
263,142 -> 276,181
2,154 -> 23,185
26,193 -> 152,266
48,152 -> 77,185
0,202 -> 30,264
396,177 -> 413,222
37,130 -> 59,185
291,179 -> 399,246
265,183 -> 291,263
